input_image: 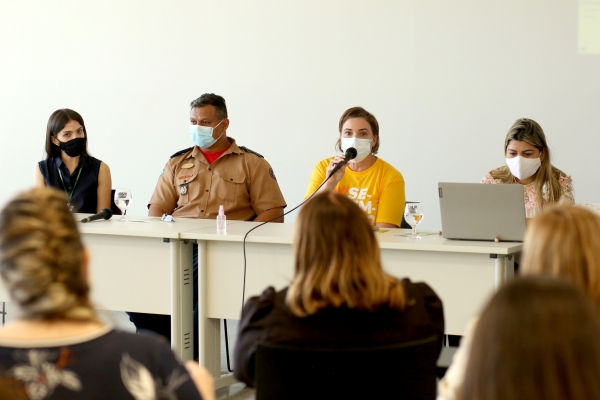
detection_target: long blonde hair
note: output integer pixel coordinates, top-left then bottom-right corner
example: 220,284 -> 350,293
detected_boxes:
286,192 -> 406,317
490,118 -> 566,209
0,187 -> 96,321
522,205 -> 600,314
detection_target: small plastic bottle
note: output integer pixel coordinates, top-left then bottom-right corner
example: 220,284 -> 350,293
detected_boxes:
217,205 -> 226,234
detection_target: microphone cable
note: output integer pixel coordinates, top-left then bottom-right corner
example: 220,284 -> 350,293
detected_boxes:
223,149 -> 355,373
241,148 -> 356,309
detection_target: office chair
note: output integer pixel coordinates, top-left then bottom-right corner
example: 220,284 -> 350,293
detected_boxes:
255,336 -> 439,400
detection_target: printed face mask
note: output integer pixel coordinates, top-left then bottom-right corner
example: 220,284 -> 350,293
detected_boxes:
341,137 -> 372,163
505,156 -> 541,180
189,119 -> 224,149
58,137 -> 87,157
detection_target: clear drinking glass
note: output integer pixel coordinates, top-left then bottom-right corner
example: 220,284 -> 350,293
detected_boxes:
404,202 -> 424,239
114,188 -> 132,221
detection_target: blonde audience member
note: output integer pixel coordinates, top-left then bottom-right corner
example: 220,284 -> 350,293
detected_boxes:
234,192 -> 444,388
438,205 -> 600,400
457,277 -> 600,400
482,118 -> 574,218
0,188 -> 214,400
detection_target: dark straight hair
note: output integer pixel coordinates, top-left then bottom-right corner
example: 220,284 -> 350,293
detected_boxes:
458,276 -> 600,400
45,109 -> 90,159
190,93 -> 228,120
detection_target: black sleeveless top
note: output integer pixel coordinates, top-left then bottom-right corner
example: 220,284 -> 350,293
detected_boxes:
38,155 -> 102,213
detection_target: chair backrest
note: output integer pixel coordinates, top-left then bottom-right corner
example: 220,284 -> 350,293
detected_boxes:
110,189 -> 122,215
255,336 -> 438,400
400,201 -> 419,229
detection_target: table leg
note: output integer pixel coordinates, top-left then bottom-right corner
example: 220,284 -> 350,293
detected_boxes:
494,254 -> 515,290
171,239 -> 194,361
197,240 -> 221,377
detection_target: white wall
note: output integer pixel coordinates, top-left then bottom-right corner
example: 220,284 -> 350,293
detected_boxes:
1,0 -> 598,228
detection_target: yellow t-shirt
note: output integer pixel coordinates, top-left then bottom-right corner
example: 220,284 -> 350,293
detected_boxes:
305,157 -> 405,226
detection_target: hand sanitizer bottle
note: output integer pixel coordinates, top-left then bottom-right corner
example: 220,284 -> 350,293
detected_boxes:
217,205 -> 226,234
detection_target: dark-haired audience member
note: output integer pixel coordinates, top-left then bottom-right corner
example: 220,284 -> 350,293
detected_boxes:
0,188 -> 214,400
458,277 -> 600,400
439,205 -> 600,400
305,106 -> 405,228
34,109 -> 112,213
234,192 -> 444,387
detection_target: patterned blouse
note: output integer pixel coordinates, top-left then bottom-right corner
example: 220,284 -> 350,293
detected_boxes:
0,326 -> 202,400
482,171 -> 574,218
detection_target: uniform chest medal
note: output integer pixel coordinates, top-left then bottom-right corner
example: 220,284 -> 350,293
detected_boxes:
180,183 -> 188,196
181,163 -> 194,169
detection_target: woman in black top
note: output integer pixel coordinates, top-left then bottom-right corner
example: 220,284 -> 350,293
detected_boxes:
234,192 -> 444,388
0,188 -> 214,400
34,109 -> 112,213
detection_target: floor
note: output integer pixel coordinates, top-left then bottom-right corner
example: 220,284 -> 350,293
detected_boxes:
2,304 -> 452,400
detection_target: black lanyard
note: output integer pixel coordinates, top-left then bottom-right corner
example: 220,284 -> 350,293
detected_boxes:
58,166 -> 83,208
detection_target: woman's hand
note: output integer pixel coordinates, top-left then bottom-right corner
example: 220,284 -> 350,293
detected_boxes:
184,361 -> 215,400
324,155 -> 348,188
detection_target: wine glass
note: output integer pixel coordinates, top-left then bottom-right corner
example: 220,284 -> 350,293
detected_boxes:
114,188 -> 132,221
404,202 -> 424,239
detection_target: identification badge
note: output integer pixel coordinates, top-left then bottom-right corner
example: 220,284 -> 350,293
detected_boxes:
180,183 -> 188,196
181,163 -> 194,169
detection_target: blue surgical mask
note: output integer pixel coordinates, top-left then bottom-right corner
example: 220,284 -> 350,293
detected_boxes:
189,119 -> 224,149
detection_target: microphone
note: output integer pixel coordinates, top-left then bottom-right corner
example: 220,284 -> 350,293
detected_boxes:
328,147 -> 357,177
80,208 -> 113,223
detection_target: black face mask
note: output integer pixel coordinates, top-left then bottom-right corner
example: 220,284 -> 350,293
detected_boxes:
58,137 -> 87,157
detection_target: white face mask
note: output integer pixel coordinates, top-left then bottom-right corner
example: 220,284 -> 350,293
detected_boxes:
341,137 -> 372,163
505,156 -> 541,180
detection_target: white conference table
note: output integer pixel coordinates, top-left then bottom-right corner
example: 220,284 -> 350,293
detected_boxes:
78,215 -> 236,362
0,214 -> 238,365
0,215 -> 521,389
181,221 -> 521,388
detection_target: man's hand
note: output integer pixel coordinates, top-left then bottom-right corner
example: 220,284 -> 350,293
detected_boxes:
254,207 -> 284,223
148,204 -> 171,217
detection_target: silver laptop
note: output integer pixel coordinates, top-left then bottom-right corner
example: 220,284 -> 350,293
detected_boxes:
438,182 -> 526,242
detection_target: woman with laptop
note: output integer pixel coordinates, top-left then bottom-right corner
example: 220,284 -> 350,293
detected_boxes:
438,205 -> 600,400
234,192 -> 444,392
34,109 -> 112,213
481,118 -> 574,217
305,107 -> 405,228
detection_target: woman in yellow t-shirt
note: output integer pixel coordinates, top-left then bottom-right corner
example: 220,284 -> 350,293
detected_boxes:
305,107 -> 405,228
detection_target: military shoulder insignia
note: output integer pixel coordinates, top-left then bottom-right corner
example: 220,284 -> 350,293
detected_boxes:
269,168 -> 277,181
239,146 -> 264,158
159,167 -> 165,177
170,147 -> 194,159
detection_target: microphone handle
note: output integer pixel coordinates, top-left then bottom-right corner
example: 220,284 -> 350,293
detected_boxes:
79,209 -> 111,223
328,159 -> 350,178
